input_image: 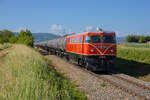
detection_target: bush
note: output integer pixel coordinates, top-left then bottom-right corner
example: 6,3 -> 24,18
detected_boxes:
138,35 -> 147,43
17,29 -> 34,46
145,36 -> 150,42
9,36 -> 18,43
0,30 -> 14,38
0,36 -> 9,44
0,29 -> 34,47
126,34 -> 139,42
0,30 -> 14,44
126,34 -> 150,43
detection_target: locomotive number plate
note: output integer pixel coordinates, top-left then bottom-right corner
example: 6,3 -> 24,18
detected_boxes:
99,56 -> 106,59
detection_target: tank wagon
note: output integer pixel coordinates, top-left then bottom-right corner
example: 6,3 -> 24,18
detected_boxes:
36,30 -> 117,71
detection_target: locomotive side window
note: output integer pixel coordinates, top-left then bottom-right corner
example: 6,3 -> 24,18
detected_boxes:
76,37 -> 78,43
73,38 -> 75,43
77,37 -> 79,43
68,38 -> 70,44
85,35 -> 91,43
75,37 -> 77,43
72,38 -> 73,43
103,35 -> 116,43
71,38 -> 72,43
85,35 -> 101,43
79,37 -> 82,43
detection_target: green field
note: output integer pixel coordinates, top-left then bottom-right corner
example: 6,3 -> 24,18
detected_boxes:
125,43 -> 150,48
0,44 -> 86,100
116,44 -> 150,82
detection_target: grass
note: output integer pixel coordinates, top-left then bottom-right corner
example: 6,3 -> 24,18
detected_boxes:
101,82 -> 107,87
116,44 -> 150,82
125,43 -> 150,48
0,44 -> 86,100
0,43 -> 12,50
117,45 -> 150,64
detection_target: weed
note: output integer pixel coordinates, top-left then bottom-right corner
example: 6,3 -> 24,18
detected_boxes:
0,44 -> 86,100
101,82 -> 107,87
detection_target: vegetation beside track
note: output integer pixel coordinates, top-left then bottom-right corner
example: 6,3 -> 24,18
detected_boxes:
0,44 -> 86,100
0,43 -> 11,50
124,43 -> 150,48
116,44 -> 150,82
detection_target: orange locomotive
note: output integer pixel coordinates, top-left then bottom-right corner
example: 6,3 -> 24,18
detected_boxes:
66,32 -> 116,71
37,30 -> 116,71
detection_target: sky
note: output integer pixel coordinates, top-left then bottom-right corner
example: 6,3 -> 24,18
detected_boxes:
0,0 -> 150,36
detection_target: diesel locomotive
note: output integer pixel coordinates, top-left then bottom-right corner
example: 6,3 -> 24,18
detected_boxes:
36,30 -> 117,71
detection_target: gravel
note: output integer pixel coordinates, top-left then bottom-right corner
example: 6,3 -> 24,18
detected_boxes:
46,55 -> 140,100
119,74 -> 150,88
101,75 -> 150,99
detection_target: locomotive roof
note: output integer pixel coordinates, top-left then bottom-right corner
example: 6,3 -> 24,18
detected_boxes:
67,31 -> 115,38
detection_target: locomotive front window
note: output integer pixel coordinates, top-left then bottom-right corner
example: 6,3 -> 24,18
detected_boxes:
85,35 -> 101,43
103,35 -> 116,43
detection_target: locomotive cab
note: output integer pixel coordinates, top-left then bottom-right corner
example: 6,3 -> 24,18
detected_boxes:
83,32 -> 116,71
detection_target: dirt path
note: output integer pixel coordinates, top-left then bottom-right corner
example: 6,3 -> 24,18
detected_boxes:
46,55 -> 140,100
0,47 -> 12,64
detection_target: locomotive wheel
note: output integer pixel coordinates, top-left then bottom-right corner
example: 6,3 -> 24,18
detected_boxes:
85,62 -> 90,70
78,59 -> 83,67
66,56 -> 70,61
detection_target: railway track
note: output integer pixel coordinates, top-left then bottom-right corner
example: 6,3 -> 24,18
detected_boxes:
82,69 -> 150,100
37,48 -> 150,100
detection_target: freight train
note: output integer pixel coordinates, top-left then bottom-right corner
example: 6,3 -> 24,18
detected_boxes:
36,29 -> 117,71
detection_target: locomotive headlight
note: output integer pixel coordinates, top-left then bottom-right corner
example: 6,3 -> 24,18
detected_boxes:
110,49 -> 114,52
90,49 -> 94,52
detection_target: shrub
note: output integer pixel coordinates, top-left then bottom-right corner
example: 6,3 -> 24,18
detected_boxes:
17,29 -> 34,46
0,30 -> 14,38
0,29 -> 34,47
0,36 -> 9,44
9,36 -> 18,43
138,35 -> 147,43
126,34 -> 150,43
101,82 -> 107,87
126,34 -> 139,42
0,30 -> 14,44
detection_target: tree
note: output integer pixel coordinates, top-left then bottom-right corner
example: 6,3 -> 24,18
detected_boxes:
126,34 -> 139,42
9,36 -> 18,43
126,34 -> 150,43
0,30 -> 14,44
0,30 -> 14,38
0,36 -> 9,44
138,35 -> 147,43
17,29 -> 34,46
145,36 -> 150,42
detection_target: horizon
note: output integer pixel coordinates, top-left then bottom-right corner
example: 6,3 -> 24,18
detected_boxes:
0,0 -> 150,37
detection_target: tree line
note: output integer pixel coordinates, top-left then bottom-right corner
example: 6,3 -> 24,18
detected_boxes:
0,29 -> 34,46
126,34 -> 150,43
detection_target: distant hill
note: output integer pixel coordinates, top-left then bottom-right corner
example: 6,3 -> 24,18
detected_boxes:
14,32 -> 126,44
14,32 -> 60,43
32,33 -> 60,43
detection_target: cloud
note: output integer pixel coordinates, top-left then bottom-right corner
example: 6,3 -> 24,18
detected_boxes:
50,24 -> 72,36
16,27 -> 27,32
83,26 -> 106,33
84,26 -> 93,32
115,31 -> 124,36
